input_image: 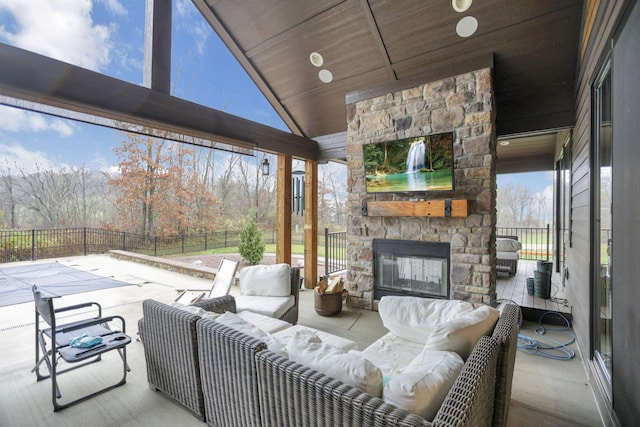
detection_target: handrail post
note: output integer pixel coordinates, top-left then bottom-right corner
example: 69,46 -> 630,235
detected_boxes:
546,224 -> 550,261
325,228 -> 329,277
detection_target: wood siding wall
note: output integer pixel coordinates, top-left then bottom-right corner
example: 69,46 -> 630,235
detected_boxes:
569,0 -> 637,423
569,0 -> 626,354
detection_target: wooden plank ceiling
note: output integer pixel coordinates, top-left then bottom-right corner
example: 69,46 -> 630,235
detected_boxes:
194,0 -> 583,166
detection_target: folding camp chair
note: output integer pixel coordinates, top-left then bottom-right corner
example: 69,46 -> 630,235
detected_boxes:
175,257 -> 239,304
31,285 -> 131,412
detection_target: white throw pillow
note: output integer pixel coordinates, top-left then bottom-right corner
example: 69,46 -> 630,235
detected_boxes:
169,301 -> 206,317
378,296 -> 477,344
215,311 -> 286,355
239,264 -> 291,297
286,329 -> 383,397
383,350 -> 463,420
422,305 -> 500,360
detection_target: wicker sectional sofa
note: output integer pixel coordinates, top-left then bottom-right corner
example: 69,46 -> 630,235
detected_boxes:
139,296 -> 519,427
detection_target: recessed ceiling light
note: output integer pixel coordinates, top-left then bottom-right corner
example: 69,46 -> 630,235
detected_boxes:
456,16 -> 478,37
318,69 -> 333,83
452,0 -> 472,13
499,140 -> 511,146
309,52 -> 324,67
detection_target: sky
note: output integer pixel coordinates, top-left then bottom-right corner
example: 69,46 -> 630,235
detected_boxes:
0,0 -> 287,174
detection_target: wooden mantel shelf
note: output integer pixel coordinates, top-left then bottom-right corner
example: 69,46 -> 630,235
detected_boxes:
364,199 -> 469,218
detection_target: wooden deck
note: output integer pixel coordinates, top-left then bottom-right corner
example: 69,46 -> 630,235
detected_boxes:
496,259 -> 571,316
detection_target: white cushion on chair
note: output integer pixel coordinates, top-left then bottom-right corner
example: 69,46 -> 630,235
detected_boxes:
239,264 -> 291,297
214,311 -> 285,355
496,251 -> 519,261
496,238 -> 521,252
235,295 -> 295,319
236,310 -> 292,334
274,324 -> 358,352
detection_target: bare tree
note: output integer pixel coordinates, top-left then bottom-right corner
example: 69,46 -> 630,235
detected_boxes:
109,132 -> 220,236
496,183 -> 534,227
0,161 -> 19,228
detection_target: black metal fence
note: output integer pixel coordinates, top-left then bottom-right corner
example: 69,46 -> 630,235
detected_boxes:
497,225 -> 551,261
0,227 -> 348,273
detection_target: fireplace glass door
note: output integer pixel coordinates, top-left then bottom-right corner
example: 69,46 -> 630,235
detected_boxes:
374,240 -> 450,300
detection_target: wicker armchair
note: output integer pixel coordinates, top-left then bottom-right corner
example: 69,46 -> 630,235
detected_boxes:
138,295 -> 235,420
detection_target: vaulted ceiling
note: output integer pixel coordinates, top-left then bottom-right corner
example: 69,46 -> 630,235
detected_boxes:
193,0 -> 584,163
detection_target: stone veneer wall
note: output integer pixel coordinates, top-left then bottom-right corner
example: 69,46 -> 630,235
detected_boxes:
345,68 -> 497,310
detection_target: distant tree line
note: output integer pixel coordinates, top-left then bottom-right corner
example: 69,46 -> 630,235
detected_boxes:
496,183 -> 551,228
0,131 -> 347,237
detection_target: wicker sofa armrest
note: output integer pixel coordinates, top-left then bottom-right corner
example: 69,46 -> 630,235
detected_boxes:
282,266 -> 300,324
433,336 -> 498,427
138,299 -> 205,420
191,294 -> 236,313
491,304 -> 520,427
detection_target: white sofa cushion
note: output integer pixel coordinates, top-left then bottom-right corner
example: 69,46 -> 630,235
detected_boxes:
235,295 -> 295,319
496,238 -> 521,252
383,350 -> 463,421
423,305 -> 500,360
215,311 -> 286,355
236,310 -> 292,334
286,329 -> 383,397
239,263 -> 291,297
356,332 -> 424,378
275,324 -> 358,352
378,296 -> 477,344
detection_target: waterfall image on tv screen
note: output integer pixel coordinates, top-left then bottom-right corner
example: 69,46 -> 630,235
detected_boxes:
363,132 -> 454,193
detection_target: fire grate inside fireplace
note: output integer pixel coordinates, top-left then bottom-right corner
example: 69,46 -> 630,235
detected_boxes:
374,239 -> 450,300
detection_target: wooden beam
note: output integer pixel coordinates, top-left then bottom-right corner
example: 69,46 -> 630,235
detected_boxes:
366,200 -> 469,217
0,43 -> 319,160
276,154 -> 292,264
303,160 -> 318,288
143,0 -> 172,93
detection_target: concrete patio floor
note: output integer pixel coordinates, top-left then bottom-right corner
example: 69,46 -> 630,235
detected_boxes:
0,253 -> 603,426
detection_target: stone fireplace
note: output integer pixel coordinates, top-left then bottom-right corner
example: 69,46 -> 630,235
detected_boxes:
345,66 -> 497,310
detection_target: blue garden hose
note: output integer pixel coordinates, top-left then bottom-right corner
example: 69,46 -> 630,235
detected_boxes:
517,311 -> 576,360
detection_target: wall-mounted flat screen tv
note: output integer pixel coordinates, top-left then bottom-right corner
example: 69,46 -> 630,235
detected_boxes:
363,132 -> 454,193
